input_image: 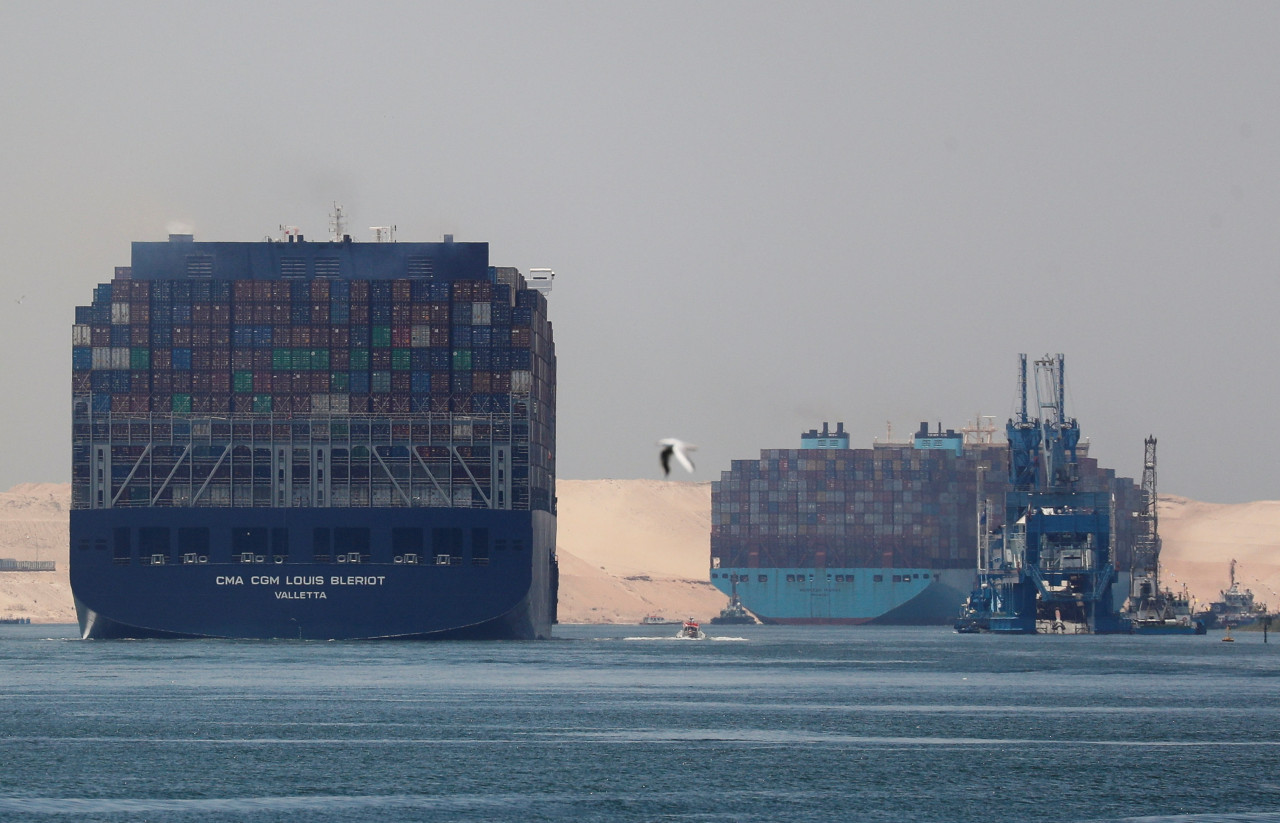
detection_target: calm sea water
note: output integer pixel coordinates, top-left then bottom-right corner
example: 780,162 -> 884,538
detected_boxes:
1,623 -> 1278,823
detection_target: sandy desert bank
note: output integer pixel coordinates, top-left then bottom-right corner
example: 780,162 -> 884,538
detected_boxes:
0,480 -> 1276,625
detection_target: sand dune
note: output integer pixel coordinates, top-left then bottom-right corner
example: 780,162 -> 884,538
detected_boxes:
0,481 -> 1274,626
554,479 -> 722,623
0,483 -> 74,623
1158,495 -> 1280,612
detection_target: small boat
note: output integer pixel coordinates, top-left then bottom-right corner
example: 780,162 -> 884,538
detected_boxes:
640,615 -> 670,625
710,582 -> 757,625
677,618 -> 706,640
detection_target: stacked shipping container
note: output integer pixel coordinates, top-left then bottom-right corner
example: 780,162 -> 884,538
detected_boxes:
710,435 -> 1140,574
70,238 -> 556,519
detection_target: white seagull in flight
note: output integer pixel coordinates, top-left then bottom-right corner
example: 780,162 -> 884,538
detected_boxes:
657,438 -> 696,477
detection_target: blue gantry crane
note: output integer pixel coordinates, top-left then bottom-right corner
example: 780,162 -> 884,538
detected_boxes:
977,354 -> 1124,634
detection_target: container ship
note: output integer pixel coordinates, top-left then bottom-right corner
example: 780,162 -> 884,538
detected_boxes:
709,421 -> 1140,625
70,220 -> 557,639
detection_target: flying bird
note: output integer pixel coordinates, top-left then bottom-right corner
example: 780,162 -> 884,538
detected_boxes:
657,438 -> 696,477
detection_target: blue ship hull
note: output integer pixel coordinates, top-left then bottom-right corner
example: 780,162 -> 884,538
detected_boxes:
70,508 -> 556,640
710,567 -> 970,625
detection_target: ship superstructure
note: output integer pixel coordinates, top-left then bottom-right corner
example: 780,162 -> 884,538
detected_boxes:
70,220 -> 557,639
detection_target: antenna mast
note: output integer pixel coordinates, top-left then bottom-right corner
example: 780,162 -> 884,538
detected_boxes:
329,202 -> 347,241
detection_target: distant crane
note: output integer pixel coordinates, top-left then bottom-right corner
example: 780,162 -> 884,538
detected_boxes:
1128,436 -> 1165,620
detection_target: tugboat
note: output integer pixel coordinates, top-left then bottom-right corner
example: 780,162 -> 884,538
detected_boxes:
953,584 -> 992,633
1200,560 -> 1268,629
677,618 -> 706,640
710,580 -> 757,625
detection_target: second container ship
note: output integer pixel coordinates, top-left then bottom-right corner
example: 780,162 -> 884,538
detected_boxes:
709,421 -> 1140,625
70,220 -> 557,640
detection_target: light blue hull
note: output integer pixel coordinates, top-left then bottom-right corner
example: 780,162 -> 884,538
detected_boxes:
710,567 -> 971,625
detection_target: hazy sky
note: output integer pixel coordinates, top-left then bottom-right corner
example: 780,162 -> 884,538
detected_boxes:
2,2 -> 1277,503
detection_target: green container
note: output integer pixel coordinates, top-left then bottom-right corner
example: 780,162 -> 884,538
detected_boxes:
313,349 -> 330,371
350,349 -> 370,370
233,371 -> 254,393
291,349 -> 311,370
272,348 -> 291,369
391,349 -> 411,370
452,349 -> 472,370
172,394 -> 192,414
131,348 -> 151,370
253,394 -> 273,414
372,325 -> 391,347
330,372 -> 349,392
